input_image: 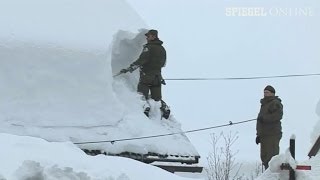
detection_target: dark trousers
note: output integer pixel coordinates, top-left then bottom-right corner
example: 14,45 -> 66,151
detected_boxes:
138,74 -> 162,101
138,82 -> 161,101
260,135 -> 281,169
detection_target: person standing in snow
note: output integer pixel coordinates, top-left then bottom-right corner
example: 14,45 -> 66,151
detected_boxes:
120,29 -> 170,119
256,85 -> 283,169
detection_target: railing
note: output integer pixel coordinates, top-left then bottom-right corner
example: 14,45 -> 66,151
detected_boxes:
82,149 -> 203,173
280,136 -> 312,180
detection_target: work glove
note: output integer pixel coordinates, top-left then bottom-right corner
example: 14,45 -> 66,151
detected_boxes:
256,136 -> 260,145
161,79 -> 166,85
128,66 -> 135,73
128,64 -> 139,73
120,68 -> 128,73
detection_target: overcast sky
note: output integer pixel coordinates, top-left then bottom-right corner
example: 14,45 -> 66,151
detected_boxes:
126,0 -> 320,163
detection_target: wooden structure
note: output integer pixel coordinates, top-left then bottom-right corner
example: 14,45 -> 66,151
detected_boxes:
280,136 -> 312,180
152,164 -> 203,173
308,135 -> 320,158
83,149 -> 203,173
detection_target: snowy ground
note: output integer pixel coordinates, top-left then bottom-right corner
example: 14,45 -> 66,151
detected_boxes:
0,131 -> 319,180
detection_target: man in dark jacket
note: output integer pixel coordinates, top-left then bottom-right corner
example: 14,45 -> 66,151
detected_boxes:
256,85 -> 283,169
120,29 -> 170,119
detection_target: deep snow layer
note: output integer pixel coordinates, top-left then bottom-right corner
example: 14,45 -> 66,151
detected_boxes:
0,133 -> 198,180
0,0 -> 199,157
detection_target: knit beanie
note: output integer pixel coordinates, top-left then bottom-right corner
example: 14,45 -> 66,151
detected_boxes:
264,85 -> 276,93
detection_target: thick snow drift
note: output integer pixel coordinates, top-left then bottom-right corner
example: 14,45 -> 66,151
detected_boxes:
0,0 -> 199,158
0,133 -> 196,180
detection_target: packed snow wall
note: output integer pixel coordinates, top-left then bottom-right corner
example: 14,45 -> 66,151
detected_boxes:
0,0 -> 145,131
0,0 -> 200,157
0,42 -> 122,127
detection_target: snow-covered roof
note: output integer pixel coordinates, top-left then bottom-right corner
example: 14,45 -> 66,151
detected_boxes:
0,0 -> 200,160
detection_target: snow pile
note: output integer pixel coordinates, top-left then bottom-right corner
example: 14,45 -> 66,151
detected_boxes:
0,33 -> 199,157
0,133 -> 196,180
304,153 -> 320,180
0,0 -> 199,158
255,149 -> 316,180
0,41 -> 121,128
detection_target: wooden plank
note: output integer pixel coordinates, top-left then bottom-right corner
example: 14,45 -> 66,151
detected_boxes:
308,135 -> 320,158
296,165 -> 311,170
153,164 -> 203,173
280,163 -> 311,171
82,149 -> 200,164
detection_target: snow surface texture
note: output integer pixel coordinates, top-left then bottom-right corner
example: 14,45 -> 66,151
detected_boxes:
0,133 -> 195,180
255,149 -> 313,180
0,33 -> 199,157
1,133 -> 319,180
0,0 -> 199,157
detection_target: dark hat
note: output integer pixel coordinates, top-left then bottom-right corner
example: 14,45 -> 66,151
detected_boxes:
145,29 -> 158,37
264,85 -> 276,93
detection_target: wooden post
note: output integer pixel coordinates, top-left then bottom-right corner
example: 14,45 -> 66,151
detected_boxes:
281,136 -> 311,180
289,137 -> 296,180
289,168 -> 295,180
308,135 -> 320,158
290,138 -> 295,159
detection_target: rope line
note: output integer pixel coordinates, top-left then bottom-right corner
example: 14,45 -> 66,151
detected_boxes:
74,73 -> 320,144
164,73 -> 320,81
73,118 -> 256,145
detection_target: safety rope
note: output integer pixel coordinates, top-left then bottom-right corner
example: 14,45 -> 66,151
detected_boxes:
73,118 -> 256,145
164,73 -> 320,81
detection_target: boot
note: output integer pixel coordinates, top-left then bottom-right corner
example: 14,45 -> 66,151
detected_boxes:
144,107 -> 150,117
162,108 -> 170,119
263,162 -> 269,170
160,100 -> 170,119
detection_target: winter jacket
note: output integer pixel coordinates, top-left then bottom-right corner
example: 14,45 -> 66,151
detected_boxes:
131,39 -> 166,76
256,96 -> 283,136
